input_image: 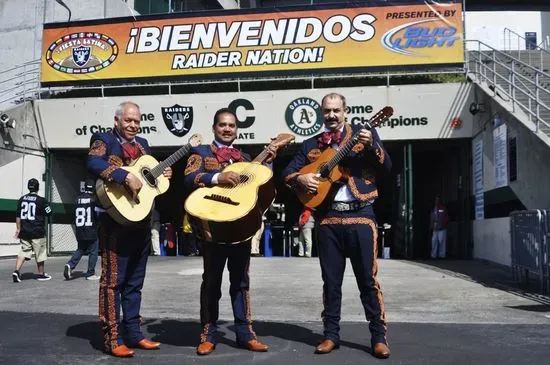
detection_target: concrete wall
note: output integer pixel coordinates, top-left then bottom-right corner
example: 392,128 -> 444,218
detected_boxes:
465,11 -> 542,50
470,84 -> 550,265
0,0 -> 136,109
541,12 -> 550,48
0,102 -> 45,248
473,217 -> 511,266
473,88 -> 550,209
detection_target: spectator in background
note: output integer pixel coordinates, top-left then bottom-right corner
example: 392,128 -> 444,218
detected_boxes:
430,195 -> 449,259
12,178 -> 53,282
150,205 -> 161,256
183,214 -> 199,256
298,207 -> 314,257
64,179 -> 100,280
251,216 -> 265,257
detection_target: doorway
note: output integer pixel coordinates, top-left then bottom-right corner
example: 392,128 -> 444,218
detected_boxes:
386,139 -> 473,259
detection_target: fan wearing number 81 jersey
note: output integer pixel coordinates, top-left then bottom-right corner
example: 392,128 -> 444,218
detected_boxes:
74,190 -> 97,241
64,180 -> 99,281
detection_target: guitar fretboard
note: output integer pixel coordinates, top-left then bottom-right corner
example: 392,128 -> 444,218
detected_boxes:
149,143 -> 192,178
319,107 -> 391,177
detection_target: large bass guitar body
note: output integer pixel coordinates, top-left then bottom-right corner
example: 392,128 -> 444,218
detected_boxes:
184,162 -> 275,243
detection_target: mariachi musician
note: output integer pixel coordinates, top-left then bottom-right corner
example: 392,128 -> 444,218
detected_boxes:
282,93 -> 392,359
88,101 -> 172,357
183,108 -> 278,355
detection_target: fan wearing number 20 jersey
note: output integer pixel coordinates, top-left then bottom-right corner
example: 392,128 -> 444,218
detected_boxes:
74,191 -> 97,241
16,193 -> 52,240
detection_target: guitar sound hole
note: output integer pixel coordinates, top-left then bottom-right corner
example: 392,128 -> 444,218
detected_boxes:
239,174 -> 250,184
142,169 -> 156,186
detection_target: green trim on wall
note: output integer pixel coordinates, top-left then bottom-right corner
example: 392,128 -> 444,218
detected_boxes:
0,198 -> 74,223
0,198 -> 17,212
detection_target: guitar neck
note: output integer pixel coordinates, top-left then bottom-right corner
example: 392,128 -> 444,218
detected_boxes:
252,149 -> 269,163
322,123 -> 372,174
150,143 -> 192,178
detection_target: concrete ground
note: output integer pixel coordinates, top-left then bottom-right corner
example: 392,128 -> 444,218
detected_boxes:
1,256 -> 549,364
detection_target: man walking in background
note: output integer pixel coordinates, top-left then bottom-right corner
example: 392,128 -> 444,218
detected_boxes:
64,179 -> 100,280
12,178 -> 52,282
150,205 -> 161,256
430,195 -> 449,259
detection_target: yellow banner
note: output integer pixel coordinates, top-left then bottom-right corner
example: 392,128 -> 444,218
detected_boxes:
41,3 -> 464,85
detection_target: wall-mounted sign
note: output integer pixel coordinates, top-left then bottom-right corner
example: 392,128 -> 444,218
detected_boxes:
41,1 -> 464,86
35,83 -> 474,149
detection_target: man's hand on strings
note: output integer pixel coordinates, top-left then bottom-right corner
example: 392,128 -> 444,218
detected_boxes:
218,171 -> 241,187
125,172 -> 143,201
297,173 -> 320,194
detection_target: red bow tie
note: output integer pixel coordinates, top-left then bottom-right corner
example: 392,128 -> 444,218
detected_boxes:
318,130 -> 342,147
216,147 -> 242,163
121,142 -> 140,160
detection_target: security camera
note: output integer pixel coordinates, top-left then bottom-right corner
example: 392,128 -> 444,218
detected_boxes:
468,102 -> 485,116
0,113 -> 16,129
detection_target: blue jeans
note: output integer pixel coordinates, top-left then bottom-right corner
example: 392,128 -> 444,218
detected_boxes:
431,229 -> 447,258
67,239 -> 99,276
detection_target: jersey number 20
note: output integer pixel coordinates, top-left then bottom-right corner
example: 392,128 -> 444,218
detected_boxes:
20,202 -> 37,220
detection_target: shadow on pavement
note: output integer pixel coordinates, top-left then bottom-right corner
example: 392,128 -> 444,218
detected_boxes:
406,259 -> 550,304
66,321 -> 104,351
145,319 -> 373,353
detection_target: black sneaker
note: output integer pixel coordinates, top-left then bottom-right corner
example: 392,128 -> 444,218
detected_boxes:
12,271 -> 21,283
36,273 -> 52,281
63,264 -> 71,280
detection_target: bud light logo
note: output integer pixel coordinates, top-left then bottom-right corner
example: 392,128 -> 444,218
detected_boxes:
381,19 -> 460,56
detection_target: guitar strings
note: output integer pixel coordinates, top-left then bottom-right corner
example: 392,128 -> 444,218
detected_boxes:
217,146 -> 270,199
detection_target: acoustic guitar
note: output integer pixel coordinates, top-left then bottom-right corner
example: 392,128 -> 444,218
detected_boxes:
96,133 -> 202,225
184,133 -> 295,244
297,106 -> 394,209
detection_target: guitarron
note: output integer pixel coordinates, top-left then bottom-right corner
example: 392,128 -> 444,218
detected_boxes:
96,133 -> 202,225
184,133 -> 295,243
297,106 -> 394,209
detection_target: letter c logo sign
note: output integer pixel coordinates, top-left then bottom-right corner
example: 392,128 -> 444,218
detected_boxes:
228,99 -> 255,129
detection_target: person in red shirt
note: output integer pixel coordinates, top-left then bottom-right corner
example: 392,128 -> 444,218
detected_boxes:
429,196 -> 449,259
298,208 -> 315,257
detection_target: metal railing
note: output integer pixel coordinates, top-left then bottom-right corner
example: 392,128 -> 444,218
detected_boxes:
466,40 -> 550,134
503,28 -> 550,71
504,27 -> 550,51
510,210 -> 550,294
0,60 -> 41,108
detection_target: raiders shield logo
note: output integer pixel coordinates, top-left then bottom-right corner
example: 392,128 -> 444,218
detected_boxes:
161,105 -> 193,137
72,46 -> 91,67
